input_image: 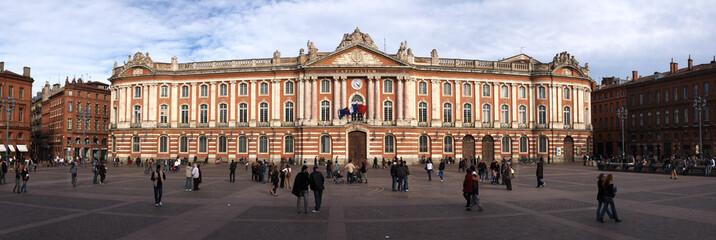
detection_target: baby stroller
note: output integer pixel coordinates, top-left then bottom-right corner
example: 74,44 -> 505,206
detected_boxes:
333,170 -> 344,184
348,171 -> 362,184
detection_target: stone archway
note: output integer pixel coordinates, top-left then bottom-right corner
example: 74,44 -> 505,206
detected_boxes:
564,136 -> 575,162
481,135 -> 494,162
462,135 -> 475,160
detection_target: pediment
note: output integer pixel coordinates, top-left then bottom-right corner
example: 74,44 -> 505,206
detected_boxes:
306,45 -> 408,67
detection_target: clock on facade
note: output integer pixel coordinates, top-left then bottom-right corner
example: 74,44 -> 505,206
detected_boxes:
351,79 -> 363,90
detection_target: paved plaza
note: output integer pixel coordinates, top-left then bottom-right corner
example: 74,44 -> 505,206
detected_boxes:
0,163 -> 714,240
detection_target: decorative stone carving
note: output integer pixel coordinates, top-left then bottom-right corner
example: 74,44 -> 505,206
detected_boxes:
552,51 -> 579,68
307,41 -> 318,61
431,49 -> 438,65
115,52 -> 154,76
336,27 -> 378,50
396,41 -> 408,61
298,48 -> 307,64
272,50 -> 281,64
332,49 -> 383,65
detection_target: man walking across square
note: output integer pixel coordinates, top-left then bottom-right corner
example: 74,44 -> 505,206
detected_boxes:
229,160 -> 237,183
309,166 -> 325,213
292,165 -> 310,214
151,164 -> 166,207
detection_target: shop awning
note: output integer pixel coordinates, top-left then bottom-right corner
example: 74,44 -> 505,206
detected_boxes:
0,145 -> 5,152
16,145 -> 28,152
8,145 -> 15,152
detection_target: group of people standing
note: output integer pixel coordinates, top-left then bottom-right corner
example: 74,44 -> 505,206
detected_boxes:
390,160 -> 410,191
2,160 -> 30,193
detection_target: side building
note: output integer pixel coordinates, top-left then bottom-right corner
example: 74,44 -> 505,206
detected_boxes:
591,75 -> 630,158
0,62 -> 34,159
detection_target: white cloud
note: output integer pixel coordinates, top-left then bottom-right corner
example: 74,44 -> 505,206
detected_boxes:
0,0 -> 714,94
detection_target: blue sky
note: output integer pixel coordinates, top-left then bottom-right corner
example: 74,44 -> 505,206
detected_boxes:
1,0 -> 715,94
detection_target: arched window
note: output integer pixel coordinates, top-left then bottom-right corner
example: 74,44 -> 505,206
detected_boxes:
159,104 -> 168,123
219,83 -> 228,96
443,103 -> 452,122
538,105 -> 547,124
539,136 -> 548,153
482,104 -> 491,123
285,81 -> 294,95
501,105 -> 510,124
500,85 -> 509,98
159,136 -> 168,153
418,102 -> 428,123
160,85 -> 169,98
239,83 -> 248,95
259,102 -> 269,122
132,136 -> 140,152
199,104 -> 208,123
285,102 -> 294,122
218,136 -> 227,153
519,136 -> 528,153
418,81 -> 428,95
199,136 -> 207,153
443,82 -> 452,96
181,85 -> 190,98
419,135 -> 429,153
482,84 -> 491,97
180,136 -> 188,153
518,86 -> 526,98
384,135 -> 395,153
320,135 -> 331,153
463,83 -> 471,96
321,100 -> 331,121
181,105 -> 189,123
133,105 -> 141,124
101,138 -> 107,145
200,84 -> 208,97
284,135 -> 294,153
463,103 -> 472,123
321,79 -> 331,93
564,106 -> 571,125
134,86 -> 142,98
218,103 -> 228,123
502,136 -> 511,153
444,136 -> 453,153
383,101 -> 394,121
259,82 -> 269,95
238,136 -> 247,153
258,136 -> 268,153
239,103 -> 248,123
519,105 -> 527,124
384,80 -> 393,93
564,87 -> 571,99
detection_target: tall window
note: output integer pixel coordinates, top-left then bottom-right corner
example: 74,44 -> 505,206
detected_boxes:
684,108 -> 689,123
160,85 -> 168,97
383,101 -> 394,121
260,82 -> 269,95
133,136 -> 140,152
705,83 -> 710,96
218,136 -> 227,153
482,104 -> 491,123
199,136 -> 207,153
418,81 -> 428,95
444,136 -> 453,153
463,103 -> 472,123
482,84 -> 491,97
502,136 -> 511,153
463,83 -> 472,96
219,103 -> 228,123
419,135 -> 429,153
518,86 -> 526,98
321,80 -> 331,93
501,105 -> 510,124
285,102 -> 294,122
284,136 -> 294,153
68,118 -> 72,130
200,84 -> 208,97
134,86 -> 142,98
321,100 -> 331,121
538,136 -> 548,153
443,103 -> 452,122
180,136 -> 188,153
159,136 -> 168,153
104,105 -> 107,115
181,105 -> 189,123
564,106 -> 571,125
320,135 -> 331,153
538,86 -> 546,99
538,105 -> 547,124
181,85 -> 190,97
160,105 -> 168,123
519,136 -> 528,153
500,85 -> 509,98
199,104 -> 208,123
384,135 -> 395,153
219,83 -> 228,96
443,82 -> 452,96
285,81 -> 294,95
418,102 -> 428,123
68,101 -> 73,112
564,87 -> 571,99
239,103 -> 248,123
384,80 -> 393,93
239,83 -> 248,95
259,102 -> 269,122
519,105 -> 527,124
238,136 -> 247,153
133,106 -> 141,124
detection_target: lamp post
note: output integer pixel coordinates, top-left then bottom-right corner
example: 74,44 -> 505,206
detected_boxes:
694,96 -> 706,161
77,107 -> 91,167
1,97 -> 16,163
617,107 -> 628,161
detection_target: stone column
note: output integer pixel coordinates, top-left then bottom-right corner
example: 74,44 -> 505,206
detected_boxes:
171,84 -> 178,124
549,84 -> 556,126
397,78 -> 404,120
511,84 -> 517,125
250,80 -> 257,124
455,80 -> 461,122
475,82 -> 480,123
430,79 -> 440,124
143,84 -> 149,123
230,81 -> 236,123
375,77 -> 381,120
304,79 -> 310,121
572,86 -> 577,124
529,85 -> 535,124
311,78 -> 318,121
296,78 -> 303,121
271,79 -> 280,123
368,77 -> 374,120
556,85 -> 562,123
333,77 -> 340,123
406,78 -> 416,122
341,78 -> 347,109
210,82 -> 217,122
493,83 -> 499,124
118,87 -> 125,122
191,83 -> 197,122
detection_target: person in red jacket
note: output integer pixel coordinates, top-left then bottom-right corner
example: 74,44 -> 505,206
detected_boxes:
462,166 -> 474,210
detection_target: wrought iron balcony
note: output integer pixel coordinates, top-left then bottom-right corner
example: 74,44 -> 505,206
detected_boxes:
500,123 -> 512,128
563,124 -> 573,129
197,123 -> 209,128
157,122 -> 171,128
178,123 -> 190,128
281,121 -> 295,127
318,121 -> 333,126
535,123 -> 549,129
236,122 -> 249,127
217,122 -> 229,128
418,121 -> 429,127
518,123 -> 529,129
442,122 -> 454,127
382,121 -> 396,126
257,122 -> 270,127
130,123 -> 141,128
481,122 -> 493,128
462,122 -> 474,128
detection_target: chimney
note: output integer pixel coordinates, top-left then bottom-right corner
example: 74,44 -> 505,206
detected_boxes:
632,71 -> 638,81
669,58 -> 676,73
0,62 -> 4,72
688,55 -> 693,70
23,67 -> 30,77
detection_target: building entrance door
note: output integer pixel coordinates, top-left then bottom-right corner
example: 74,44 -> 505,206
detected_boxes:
348,131 -> 367,163
564,136 -> 574,162
462,135 -> 475,160
481,135 -> 494,162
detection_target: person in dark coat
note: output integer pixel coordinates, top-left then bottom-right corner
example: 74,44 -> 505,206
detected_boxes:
598,174 -> 621,222
309,166 -> 325,213
462,166 -> 474,210
270,166 -> 279,196
536,160 -> 544,188
229,160 -> 237,183
98,162 -> 107,184
470,168 -> 483,211
292,165 -> 310,214
596,173 -> 613,221
390,162 -> 399,191
502,163 -> 512,190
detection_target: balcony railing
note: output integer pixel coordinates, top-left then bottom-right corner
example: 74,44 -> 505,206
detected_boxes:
130,123 -> 141,128
197,123 -> 209,128
481,122 -> 493,128
217,122 -> 229,128
157,122 -> 170,128
257,122 -> 270,127
418,121 -> 429,127
318,121 -> 333,126
536,123 -> 549,129
463,122 -> 474,128
178,123 -> 190,128
382,121 -> 396,126
281,121 -> 295,127
518,123 -> 529,129
563,124 -> 573,129
500,123 -> 512,128
442,122 -> 454,127
237,122 -> 249,127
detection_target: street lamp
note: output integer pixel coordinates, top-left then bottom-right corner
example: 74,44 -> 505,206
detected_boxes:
77,107 -> 91,167
617,107 -> 627,161
694,96 -> 706,161
1,97 -> 16,163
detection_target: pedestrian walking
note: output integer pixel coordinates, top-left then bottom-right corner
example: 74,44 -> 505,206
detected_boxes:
229,160 -> 237,183
462,166 -> 474,210
269,166 -> 279,196
20,164 -> 29,193
596,173 -> 613,221
470,168 -> 484,211
13,163 -> 22,193
185,164 -> 193,191
598,174 -> 621,222
390,161 -> 398,191
536,160 -> 545,188
192,164 -> 201,191
438,159 -> 445,182
402,161 -> 410,191
426,160 -> 433,181
70,162 -> 78,187
151,164 -> 166,207
1,159 -> 7,184
280,164 -> 287,188
502,163 -> 513,190
98,162 -> 107,184
360,162 -> 367,184
92,161 -> 99,184
292,165 -> 310,214
706,158 -> 714,176
260,162 -> 267,184
670,159 -> 678,179
309,165 -> 325,213
284,165 -> 293,189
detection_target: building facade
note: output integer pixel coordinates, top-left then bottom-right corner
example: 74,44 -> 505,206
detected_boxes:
591,76 -> 629,157
0,62 -> 34,159
40,79 -> 111,161
109,29 -> 594,164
